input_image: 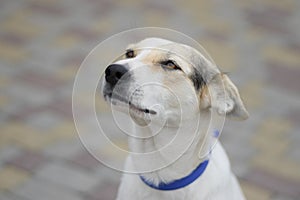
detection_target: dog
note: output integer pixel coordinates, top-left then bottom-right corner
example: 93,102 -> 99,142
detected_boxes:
102,38 -> 248,200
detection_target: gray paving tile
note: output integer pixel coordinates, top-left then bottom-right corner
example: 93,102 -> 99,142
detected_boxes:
0,146 -> 21,167
6,150 -> 48,172
25,110 -> 65,131
0,192 -> 26,200
35,161 -> 100,192
43,140 -> 83,160
14,177 -> 84,200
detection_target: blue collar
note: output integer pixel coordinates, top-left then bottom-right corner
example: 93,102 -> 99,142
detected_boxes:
140,160 -> 209,191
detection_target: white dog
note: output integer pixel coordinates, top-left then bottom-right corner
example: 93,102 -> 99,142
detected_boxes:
102,38 -> 248,200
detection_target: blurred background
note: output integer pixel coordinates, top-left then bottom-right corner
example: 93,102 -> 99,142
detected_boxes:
0,0 -> 300,199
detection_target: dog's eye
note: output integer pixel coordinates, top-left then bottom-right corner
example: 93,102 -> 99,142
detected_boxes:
161,60 -> 182,70
125,50 -> 135,58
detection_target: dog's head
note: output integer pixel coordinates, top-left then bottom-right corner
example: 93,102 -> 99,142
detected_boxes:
102,38 -> 248,126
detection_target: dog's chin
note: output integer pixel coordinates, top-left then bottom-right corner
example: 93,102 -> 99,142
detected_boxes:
104,94 -> 156,126
129,108 -> 150,126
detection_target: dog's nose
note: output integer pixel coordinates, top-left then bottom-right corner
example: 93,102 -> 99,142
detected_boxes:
105,64 -> 128,87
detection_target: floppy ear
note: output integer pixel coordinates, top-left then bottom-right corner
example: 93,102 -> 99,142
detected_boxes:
200,73 -> 249,120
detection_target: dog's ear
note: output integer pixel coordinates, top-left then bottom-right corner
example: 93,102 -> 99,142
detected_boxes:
200,73 -> 249,120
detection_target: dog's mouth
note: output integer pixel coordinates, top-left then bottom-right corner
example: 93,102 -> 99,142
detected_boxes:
104,92 -> 157,115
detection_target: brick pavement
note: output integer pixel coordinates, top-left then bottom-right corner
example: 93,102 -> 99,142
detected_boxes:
0,0 -> 300,199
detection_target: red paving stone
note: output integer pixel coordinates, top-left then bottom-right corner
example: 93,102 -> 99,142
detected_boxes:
86,182 -> 118,200
0,33 -> 27,46
69,150 -> 101,170
266,62 -> 300,93
27,2 -> 65,15
244,7 -> 291,35
16,70 -> 65,90
287,109 -> 300,127
9,105 -> 50,122
6,150 -> 48,172
47,98 -> 73,119
243,167 -> 300,198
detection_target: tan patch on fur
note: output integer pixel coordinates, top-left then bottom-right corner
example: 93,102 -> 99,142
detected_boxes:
200,85 -> 211,109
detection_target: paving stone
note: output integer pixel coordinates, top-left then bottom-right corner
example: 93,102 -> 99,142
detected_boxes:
69,150 -> 101,170
263,44 -> 300,67
244,167 -> 300,199
24,110 -> 64,131
6,150 -> 48,172
86,181 -> 118,200
0,146 -> 20,167
36,161 -> 100,192
239,80 -> 264,109
201,39 -> 237,71
7,128 -> 57,150
0,166 -> 29,190
16,70 -> 65,90
266,61 -> 300,93
0,192 -> 25,200
244,6 -> 290,35
27,0 -> 65,16
0,41 -> 28,63
43,139 -> 83,160
240,179 -> 272,200
272,194 -> 297,200
5,83 -> 54,107
14,177 -> 84,200
46,98 -> 73,119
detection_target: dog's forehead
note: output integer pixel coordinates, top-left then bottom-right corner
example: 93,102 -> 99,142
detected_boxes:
132,38 -> 194,61
133,38 -> 174,48
129,38 -> 220,82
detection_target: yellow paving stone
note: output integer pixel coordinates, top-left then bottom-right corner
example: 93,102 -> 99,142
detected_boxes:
252,140 -> 288,157
200,19 -> 233,36
0,41 -> 28,63
201,39 -> 237,71
56,65 -> 78,80
0,123 -> 32,143
240,180 -> 272,200
50,121 -> 77,139
0,95 -> 9,108
54,35 -> 81,48
251,118 -> 300,181
245,28 -> 265,42
178,0 -> 214,22
252,118 -> 291,156
233,0 -> 296,10
1,122 -> 58,150
240,80 -> 264,109
256,118 -> 291,138
11,131 -> 57,150
177,0 -> 232,35
263,45 -> 300,68
0,130 -> 11,148
0,76 -> 10,87
0,166 -> 29,191
252,155 -> 300,182
27,0 -> 59,5
118,0 -> 141,6
1,12 -> 40,39
144,12 -> 167,26
92,20 -> 113,34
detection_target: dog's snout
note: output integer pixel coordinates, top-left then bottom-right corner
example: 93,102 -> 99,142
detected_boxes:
105,64 -> 128,87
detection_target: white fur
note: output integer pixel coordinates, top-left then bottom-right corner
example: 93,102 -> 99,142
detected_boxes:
103,38 -> 248,200
117,141 -> 245,200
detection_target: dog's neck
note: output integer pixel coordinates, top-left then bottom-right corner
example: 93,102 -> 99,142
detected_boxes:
128,112 -> 211,185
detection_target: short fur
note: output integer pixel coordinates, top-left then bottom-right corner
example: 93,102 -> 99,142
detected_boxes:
102,38 -> 248,200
